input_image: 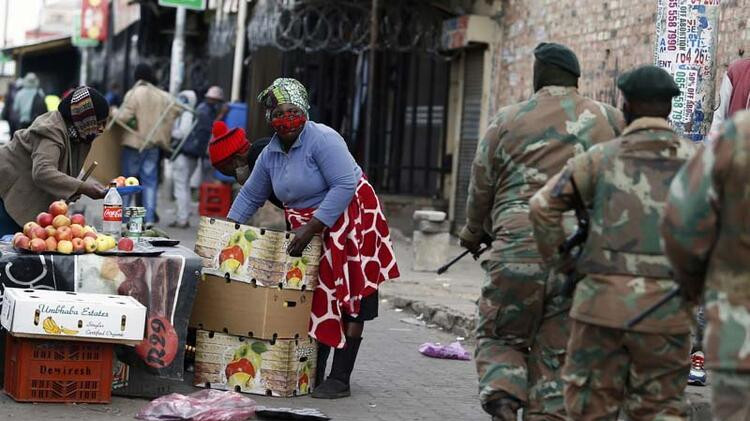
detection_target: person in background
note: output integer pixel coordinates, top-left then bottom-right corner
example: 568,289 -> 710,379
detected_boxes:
169,89 -> 198,228
115,63 -> 179,227
2,78 -> 22,137
13,73 -> 47,131
105,82 -> 123,108
227,78 -> 400,399
662,108 -> 750,421
208,121 -> 282,209
0,86 -> 109,235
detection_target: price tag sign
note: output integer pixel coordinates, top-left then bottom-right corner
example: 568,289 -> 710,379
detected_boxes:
135,315 -> 179,369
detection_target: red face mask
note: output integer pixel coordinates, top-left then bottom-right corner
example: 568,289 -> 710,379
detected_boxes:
271,111 -> 307,136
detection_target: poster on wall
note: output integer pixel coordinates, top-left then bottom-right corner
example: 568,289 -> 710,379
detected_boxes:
654,0 -> 721,142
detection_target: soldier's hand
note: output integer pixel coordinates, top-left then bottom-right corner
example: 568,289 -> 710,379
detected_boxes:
458,226 -> 483,254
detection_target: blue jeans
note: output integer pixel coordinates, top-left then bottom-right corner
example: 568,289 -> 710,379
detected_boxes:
121,147 -> 160,223
0,198 -> 21,236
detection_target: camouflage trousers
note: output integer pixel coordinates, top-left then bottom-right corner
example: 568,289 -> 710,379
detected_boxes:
711,371 -> 750,421
475,260 -> 571,420
563,320 -> 691,420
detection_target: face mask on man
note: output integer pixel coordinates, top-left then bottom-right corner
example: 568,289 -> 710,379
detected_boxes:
235,164 -> 251,184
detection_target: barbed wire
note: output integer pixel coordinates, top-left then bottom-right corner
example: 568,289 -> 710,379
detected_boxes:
248,0 -> 453,56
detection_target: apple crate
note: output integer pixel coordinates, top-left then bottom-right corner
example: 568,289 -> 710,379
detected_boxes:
194,330 -> 316,397
4,334 -> 114,403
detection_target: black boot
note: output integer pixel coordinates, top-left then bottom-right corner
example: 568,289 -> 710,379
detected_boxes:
311,336 -> 362,399
315,344 -> 331,387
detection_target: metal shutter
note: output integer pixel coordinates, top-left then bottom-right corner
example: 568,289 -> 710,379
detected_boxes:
453,48 -> 485,232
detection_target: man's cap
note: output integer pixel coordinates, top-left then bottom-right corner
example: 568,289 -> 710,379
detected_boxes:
617,65 -> 681,100
533,42 -> 581,77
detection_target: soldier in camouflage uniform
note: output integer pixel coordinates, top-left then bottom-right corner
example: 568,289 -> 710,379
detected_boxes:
529,65 -> 696,420
459,42 -> 624,420
663,110 -> 750,421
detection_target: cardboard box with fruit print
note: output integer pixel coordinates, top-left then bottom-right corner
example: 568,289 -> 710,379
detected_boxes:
194,330 -> 316,397
202,221 -> 321,291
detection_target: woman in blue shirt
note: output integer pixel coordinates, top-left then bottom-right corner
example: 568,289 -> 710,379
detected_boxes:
227,78 -> 400,399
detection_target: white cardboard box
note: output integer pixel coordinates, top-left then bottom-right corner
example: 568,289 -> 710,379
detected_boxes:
1,288 -> 147,344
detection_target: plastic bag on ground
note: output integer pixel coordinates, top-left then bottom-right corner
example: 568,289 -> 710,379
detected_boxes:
135,389 -> 256,421
419,341 -> 471,361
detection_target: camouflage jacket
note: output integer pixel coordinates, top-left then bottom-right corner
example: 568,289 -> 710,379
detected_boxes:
663,110 -> 750,369
530,118 -> 696,334
460,86 -> 624,263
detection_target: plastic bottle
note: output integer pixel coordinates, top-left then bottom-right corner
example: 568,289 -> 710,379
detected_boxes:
102,183 -> 123,238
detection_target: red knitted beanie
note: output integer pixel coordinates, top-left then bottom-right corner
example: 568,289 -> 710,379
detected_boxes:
208,121 -> 250,167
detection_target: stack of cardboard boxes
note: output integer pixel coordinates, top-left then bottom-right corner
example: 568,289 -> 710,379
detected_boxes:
191,218 -> 321,397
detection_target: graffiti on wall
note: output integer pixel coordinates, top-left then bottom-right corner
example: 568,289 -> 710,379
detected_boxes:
654,0 -> 721,142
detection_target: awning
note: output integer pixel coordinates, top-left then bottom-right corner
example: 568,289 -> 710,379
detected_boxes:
2,36 -> 73,57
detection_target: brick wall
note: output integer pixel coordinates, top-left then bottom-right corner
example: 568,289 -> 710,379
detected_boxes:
487,0 -> 750,118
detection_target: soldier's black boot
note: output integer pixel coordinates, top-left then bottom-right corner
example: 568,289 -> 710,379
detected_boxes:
482,393 -> 522,421
314,344 -> 331,387
311,336 -> 362,399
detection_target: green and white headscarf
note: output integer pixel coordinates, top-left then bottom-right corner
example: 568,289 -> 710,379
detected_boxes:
257,78 -> 310,121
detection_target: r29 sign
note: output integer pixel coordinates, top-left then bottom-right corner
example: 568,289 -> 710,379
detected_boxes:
135,315 -> 179,369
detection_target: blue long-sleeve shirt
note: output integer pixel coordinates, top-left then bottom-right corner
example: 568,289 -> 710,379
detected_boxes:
227,121 -> 362,227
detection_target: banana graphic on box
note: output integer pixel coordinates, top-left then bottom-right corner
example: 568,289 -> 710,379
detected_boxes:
42,317 -> 79,335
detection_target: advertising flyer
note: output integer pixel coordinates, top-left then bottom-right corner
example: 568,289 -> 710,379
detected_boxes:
654,0 -> 721,142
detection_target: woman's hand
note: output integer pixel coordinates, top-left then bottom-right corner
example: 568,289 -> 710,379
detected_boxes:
287,218 -> 325,257
77,181 -> 107,200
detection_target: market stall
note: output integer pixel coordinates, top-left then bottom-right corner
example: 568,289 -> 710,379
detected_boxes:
0,242 -> 202,398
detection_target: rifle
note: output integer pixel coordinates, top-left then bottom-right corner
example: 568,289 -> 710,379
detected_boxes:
558,177 -> 589,297
437,246 -> 489,275
625,287 -> 680,329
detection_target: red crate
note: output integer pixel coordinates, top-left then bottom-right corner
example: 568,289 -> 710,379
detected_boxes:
199,182 -> 233,217
4,335 -> 113,403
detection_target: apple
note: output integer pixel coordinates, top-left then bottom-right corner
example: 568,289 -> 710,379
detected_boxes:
72,238 -> 85,253
57,240 -> 73,254
55,226 -> 72,242
48,200 -> 68,217
52,215 -> 71,228
125,177 -> 139,186
70,224 -> 85,239
23,222 -> 39,237
83,237 -> 97,253
96,236 -> 115,252
70,214 -> 86,226
219,245 -> 245,265
111,176 -> 126,188
118,237 -> 134,251
13,234 -> 30,250
36,212 -> 53,227
83,231 -> 98,240
29,226 -> 48,240
44,225 -> 57,238
30,238 -> 47,253
45,237 -> 58,252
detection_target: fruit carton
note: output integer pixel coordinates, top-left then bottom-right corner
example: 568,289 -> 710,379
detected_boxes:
189,272 -> 313,340
194,330 -> 316,397
0,288 -> 147,344
200,220 -> 321,291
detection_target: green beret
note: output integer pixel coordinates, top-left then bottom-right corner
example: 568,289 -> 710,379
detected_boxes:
533,42 -> 581,77
617,65 -> 681,100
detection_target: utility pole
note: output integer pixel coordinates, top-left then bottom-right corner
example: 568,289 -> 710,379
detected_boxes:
80,48 -> 89,85
230,0 -> 248,102
169,7 -> 186,96
2,0 -> 9,77
363,0 -> 378,170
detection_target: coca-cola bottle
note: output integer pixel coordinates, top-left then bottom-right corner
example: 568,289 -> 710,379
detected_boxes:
102,182 -> 123,238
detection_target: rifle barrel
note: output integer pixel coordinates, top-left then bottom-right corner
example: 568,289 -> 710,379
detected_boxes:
625,288 -> 680,329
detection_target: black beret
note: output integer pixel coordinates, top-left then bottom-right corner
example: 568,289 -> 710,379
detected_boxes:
534,42 -> 581,77
617,65 -> 681,100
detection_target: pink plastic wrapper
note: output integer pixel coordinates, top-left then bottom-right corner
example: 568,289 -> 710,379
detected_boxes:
418,341 -> 471,361
135,389 -> 256,421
